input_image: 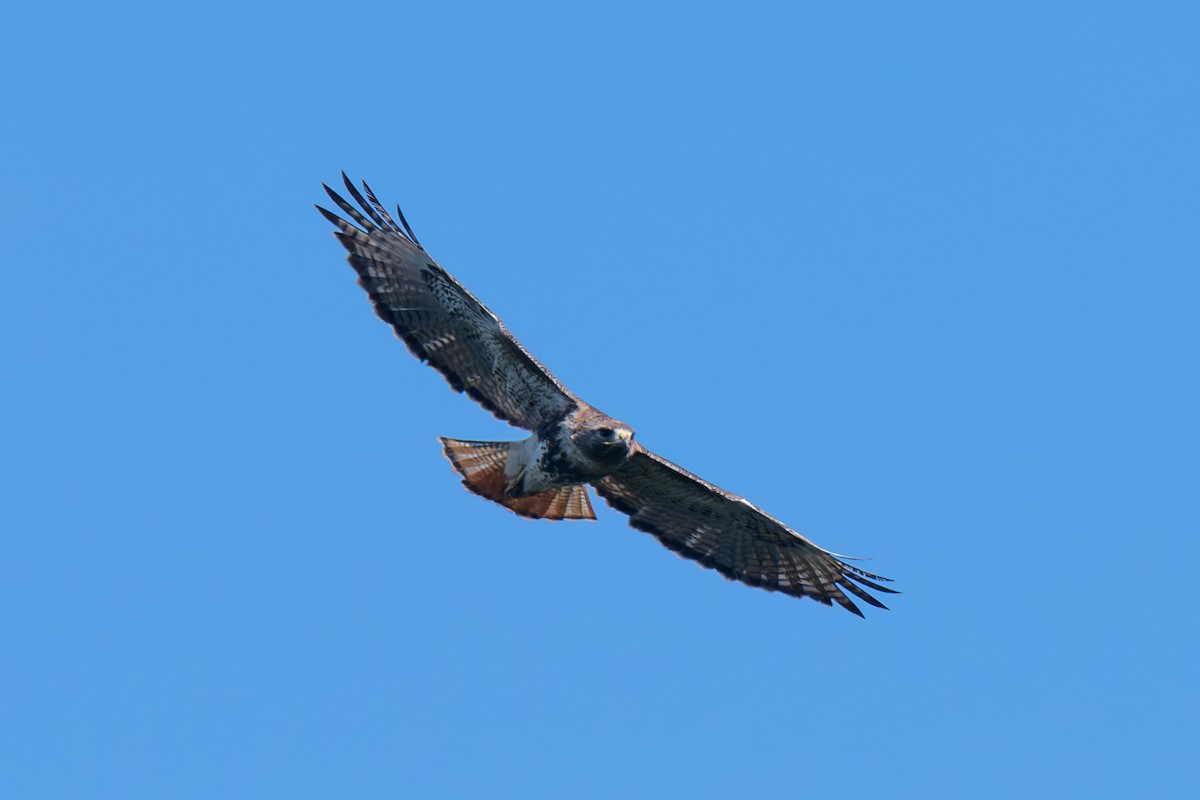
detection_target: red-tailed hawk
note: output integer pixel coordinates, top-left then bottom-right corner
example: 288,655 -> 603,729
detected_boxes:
318,175 -> 897,616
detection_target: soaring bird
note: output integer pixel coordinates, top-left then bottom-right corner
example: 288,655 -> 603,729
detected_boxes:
317,175 -> 896,616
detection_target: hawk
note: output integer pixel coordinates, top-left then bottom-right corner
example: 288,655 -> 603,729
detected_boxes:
318,175 -> 897,616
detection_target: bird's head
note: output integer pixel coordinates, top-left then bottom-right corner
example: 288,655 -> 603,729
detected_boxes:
574,413 -> 635,463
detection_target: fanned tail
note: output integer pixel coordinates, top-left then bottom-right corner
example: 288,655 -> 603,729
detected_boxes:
438,437 -> 596,521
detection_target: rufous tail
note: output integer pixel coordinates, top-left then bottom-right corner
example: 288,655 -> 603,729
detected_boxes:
437,437 -> 596,521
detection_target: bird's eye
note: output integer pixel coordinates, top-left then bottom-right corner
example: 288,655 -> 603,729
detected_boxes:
598,428 -> 614,438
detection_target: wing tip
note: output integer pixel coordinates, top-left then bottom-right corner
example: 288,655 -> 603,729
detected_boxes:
322,173 -> 423,249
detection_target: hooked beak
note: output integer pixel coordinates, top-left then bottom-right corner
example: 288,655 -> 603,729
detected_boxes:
617,429 -> 632,442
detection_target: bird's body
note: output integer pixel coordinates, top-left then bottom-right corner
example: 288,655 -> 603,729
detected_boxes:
439,404 -> 633,520
318,175 -> 897,616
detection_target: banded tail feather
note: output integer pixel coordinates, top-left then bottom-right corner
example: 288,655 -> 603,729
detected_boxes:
438,437 -> 596,521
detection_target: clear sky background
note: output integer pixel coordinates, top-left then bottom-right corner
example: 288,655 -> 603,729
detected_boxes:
4,2 -> 1197,797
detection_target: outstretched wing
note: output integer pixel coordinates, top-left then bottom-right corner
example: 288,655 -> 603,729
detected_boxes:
593,446 -> 897,616
317,174 -> 579,430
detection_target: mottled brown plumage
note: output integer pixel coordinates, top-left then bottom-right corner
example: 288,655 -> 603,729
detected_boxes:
318,174 -> 897,616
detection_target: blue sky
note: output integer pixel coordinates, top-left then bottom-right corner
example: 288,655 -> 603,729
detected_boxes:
4,1 -> 1197,797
